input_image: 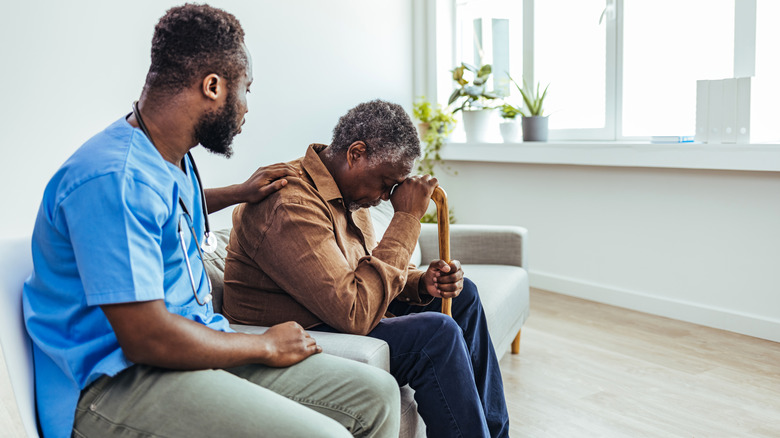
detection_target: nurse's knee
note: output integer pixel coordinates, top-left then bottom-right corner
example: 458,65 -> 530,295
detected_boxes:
359,365 -> 400,406
348,365 -> 400,437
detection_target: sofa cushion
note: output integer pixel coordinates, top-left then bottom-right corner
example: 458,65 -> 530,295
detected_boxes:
0,236 -> 38,437
231,324 -> 391,371
202,229 -> 231,314
462,264 -> 529,360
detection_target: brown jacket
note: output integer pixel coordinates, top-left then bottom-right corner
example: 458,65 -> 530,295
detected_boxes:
222,144 -> 431,335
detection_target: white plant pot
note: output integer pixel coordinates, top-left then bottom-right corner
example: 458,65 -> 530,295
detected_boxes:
462,109 -> 493,143
499,120 -> 521,143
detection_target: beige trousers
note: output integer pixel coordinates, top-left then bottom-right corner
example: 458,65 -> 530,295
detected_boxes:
72,353 -> 400,438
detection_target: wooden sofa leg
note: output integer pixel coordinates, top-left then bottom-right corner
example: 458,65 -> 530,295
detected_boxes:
511,330 -> 521,354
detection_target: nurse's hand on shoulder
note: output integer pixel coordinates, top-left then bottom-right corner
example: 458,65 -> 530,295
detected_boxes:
258,321 -> 322,367
239,162 -> 303,204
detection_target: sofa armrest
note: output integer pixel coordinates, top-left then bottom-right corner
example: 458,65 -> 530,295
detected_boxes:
419,223 -> 528,269
229,324 -> 391,372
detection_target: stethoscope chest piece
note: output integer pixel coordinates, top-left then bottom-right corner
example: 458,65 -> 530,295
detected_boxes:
202,232 -> 218,254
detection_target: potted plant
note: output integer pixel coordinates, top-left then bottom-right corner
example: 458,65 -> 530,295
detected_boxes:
499,103 -> 522,143
413,98 -> 456,176
412,98 -> 458,224
448,63 -> 499,143
511,78 -> 550,142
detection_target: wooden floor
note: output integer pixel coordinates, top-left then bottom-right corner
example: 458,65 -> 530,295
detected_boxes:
500,288 -> 780,437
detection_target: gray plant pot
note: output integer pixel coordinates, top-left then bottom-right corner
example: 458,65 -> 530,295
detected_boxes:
522,116 -> 549,142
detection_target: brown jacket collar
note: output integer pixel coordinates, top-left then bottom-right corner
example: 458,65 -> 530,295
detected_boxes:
302,143 -> 342,203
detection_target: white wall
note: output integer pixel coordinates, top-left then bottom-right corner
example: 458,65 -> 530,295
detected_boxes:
0,0 -> 414,236
436,161 -> 780,342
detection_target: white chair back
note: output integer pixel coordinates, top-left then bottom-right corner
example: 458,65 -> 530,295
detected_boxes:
0,236 -> 39,437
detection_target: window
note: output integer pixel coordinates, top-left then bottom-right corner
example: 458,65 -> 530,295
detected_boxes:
753,0 -> 780,142
535,0 -> 606,133
443,0 -> 776,142
454,0 -> 523,96
622,0 -> 733,137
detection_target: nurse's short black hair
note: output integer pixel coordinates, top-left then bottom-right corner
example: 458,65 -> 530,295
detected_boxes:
143,3 -> 247,96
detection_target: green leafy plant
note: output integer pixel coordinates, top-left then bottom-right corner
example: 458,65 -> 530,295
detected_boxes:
413,98 -> 456,176
499,103 -> 522,120
421,208 -> 457,225
510,77 -> 549,117
447,63 -> 500,113
412,98 -> 458,224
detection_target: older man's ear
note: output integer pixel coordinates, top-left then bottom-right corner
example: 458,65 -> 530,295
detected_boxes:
346,141 -> 368,169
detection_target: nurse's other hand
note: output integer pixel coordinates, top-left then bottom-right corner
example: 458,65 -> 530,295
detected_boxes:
259,321 -> 322,367
239,162 -> 302,204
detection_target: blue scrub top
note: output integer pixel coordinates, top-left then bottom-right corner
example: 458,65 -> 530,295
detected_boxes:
23,116 -> 232,438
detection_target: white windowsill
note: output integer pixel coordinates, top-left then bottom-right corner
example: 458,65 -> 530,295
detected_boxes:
439,141 -> 780,172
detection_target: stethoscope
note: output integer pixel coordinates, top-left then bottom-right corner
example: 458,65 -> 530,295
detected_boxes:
132,101 -> 215,306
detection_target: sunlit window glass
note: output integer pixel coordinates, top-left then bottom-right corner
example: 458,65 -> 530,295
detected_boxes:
622,0 -> 733,137
455,0 -> 523,95
535,0 -> 606,130
752,0 -> 780,142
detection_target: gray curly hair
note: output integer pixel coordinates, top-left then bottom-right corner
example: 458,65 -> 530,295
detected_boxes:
323,99 -> 421,168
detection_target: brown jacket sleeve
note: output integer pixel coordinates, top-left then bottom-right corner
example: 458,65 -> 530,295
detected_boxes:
396,268 -> 428,304
245,195 -> 422,336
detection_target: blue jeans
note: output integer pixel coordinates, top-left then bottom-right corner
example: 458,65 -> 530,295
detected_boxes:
313,278 -> 509,438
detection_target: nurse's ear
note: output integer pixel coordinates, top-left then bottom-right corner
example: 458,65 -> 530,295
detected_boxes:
200,74 -> 224,102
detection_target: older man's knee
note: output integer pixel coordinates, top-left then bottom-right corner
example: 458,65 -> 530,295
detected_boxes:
413,312 -> 463,342
459,277 -> 480,303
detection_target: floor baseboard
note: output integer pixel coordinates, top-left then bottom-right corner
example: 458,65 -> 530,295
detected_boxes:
530,270 -> 780,343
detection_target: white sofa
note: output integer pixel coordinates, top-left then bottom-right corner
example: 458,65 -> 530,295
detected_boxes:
0,221 -> 528,437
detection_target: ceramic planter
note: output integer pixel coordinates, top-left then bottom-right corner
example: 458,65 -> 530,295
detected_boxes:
522,116 -> 549,142
462,109 -> 493,143
499,119 -> 521,143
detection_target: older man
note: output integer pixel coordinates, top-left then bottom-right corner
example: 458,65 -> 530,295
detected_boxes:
223,99 -> 510,438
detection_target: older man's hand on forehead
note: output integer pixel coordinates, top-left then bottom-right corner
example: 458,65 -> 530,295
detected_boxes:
389,174 -> 439,220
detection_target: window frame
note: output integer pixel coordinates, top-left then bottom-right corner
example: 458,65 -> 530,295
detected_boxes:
530,0 -> 619,141
423,0 -> 761,143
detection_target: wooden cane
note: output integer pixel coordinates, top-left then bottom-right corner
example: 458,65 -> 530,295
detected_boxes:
430,186 -> 452,317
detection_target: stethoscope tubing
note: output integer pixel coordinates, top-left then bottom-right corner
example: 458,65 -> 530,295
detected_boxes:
178,213 -> 213,306
132,101 -> 214,306
132,101 -> 213,242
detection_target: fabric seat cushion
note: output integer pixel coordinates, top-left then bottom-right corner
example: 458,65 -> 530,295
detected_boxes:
461,264 -> 529,357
